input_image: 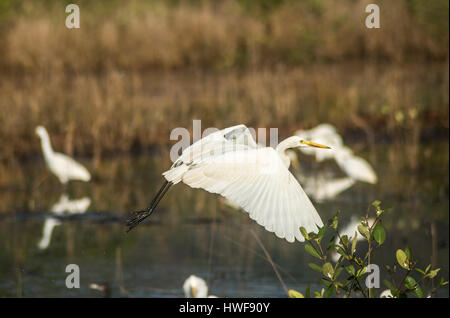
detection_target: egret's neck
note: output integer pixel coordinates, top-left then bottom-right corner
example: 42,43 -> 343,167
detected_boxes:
276,136 -> 299,168
39,132 -> 54,160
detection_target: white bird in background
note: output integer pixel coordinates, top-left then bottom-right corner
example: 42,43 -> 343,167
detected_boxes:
183,275 -> 217,298
380,289 -> 394,298
295,124 -> 377,184
286,149 -> 355,201
334,146 -> 377,184
37,194 -> 91,250
126,124 -> 330,243
331,216 -> 375,262
302,175 -> 356,202
35,125 -> 91,184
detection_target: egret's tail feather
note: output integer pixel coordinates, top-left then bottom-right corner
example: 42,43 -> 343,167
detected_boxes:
125,180 -> 172,233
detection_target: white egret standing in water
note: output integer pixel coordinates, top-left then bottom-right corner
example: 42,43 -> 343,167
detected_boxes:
35,126 -> 91,184
126,124 -> 330,243
183,275 -> 217,298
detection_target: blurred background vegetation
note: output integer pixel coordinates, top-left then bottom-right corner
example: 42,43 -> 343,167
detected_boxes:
0,0 -> 448,163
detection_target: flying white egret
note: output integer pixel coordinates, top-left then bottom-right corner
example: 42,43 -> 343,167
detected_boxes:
37,194 -> 91,250
331,216 -> 375,262
35,126 -> 91,184
183,275 -> 217,298
126,124 -> 330,243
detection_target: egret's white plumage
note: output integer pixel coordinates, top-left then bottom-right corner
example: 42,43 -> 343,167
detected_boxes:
183,275 -> 211,298
127,125 -> 328,243
36,126 -> 91,184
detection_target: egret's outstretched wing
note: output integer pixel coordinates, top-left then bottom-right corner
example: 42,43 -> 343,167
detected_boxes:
174,125 -> 258,168
180,147 -> 323,242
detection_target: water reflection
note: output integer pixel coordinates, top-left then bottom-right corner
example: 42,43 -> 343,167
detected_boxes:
0,141 -> 448,297
37,194 -> 91,250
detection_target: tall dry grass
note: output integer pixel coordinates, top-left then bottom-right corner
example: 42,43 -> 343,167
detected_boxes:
0,0 -> 448,72
0,63 -> 447,162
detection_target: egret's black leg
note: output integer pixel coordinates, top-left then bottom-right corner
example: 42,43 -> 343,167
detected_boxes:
126,180 -> 172,232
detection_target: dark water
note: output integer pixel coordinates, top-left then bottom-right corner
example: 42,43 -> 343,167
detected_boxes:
0,140 -> 448,297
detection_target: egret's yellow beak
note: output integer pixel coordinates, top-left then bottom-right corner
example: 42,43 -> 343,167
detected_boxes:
300,140 -> 331,149
191,286 -> 196,297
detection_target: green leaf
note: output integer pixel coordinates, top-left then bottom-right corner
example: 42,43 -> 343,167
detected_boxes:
356,266 -> 367,278
324,285 -> 334,298
428,268 -> 440,279
345,265 -> 355,276
321,278 -> 332,287
396,249 -> 409,269
340,235 -> 349,247
372,200 -> 381,208
305,284 -> 311,298
300,227 -> 310,241
357,224 -> 370,241
405,276 -> 423,298
322,262 -> 334,279
288,289 -> 304,298
351,232 -> 358,254
317,226 -> 326,240
373,223 -> 386,245
405,246 -> 412,260
305,244 -> 322,259
309,262 -> 323,273
415,268 -> 426,275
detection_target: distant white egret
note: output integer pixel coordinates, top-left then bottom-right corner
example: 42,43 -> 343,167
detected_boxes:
35,126 -> 91,184
126,124 -> 330,243
380,289 -> 394,298
302,176 -> 356,202
331,216 -> 375,262
295,124 -> 377,184
183,275 -> 217,298
334,146 -> 377,184
37,194 -> 91,250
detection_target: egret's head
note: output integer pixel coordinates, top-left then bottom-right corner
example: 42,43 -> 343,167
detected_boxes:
35,126 -> 47,138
